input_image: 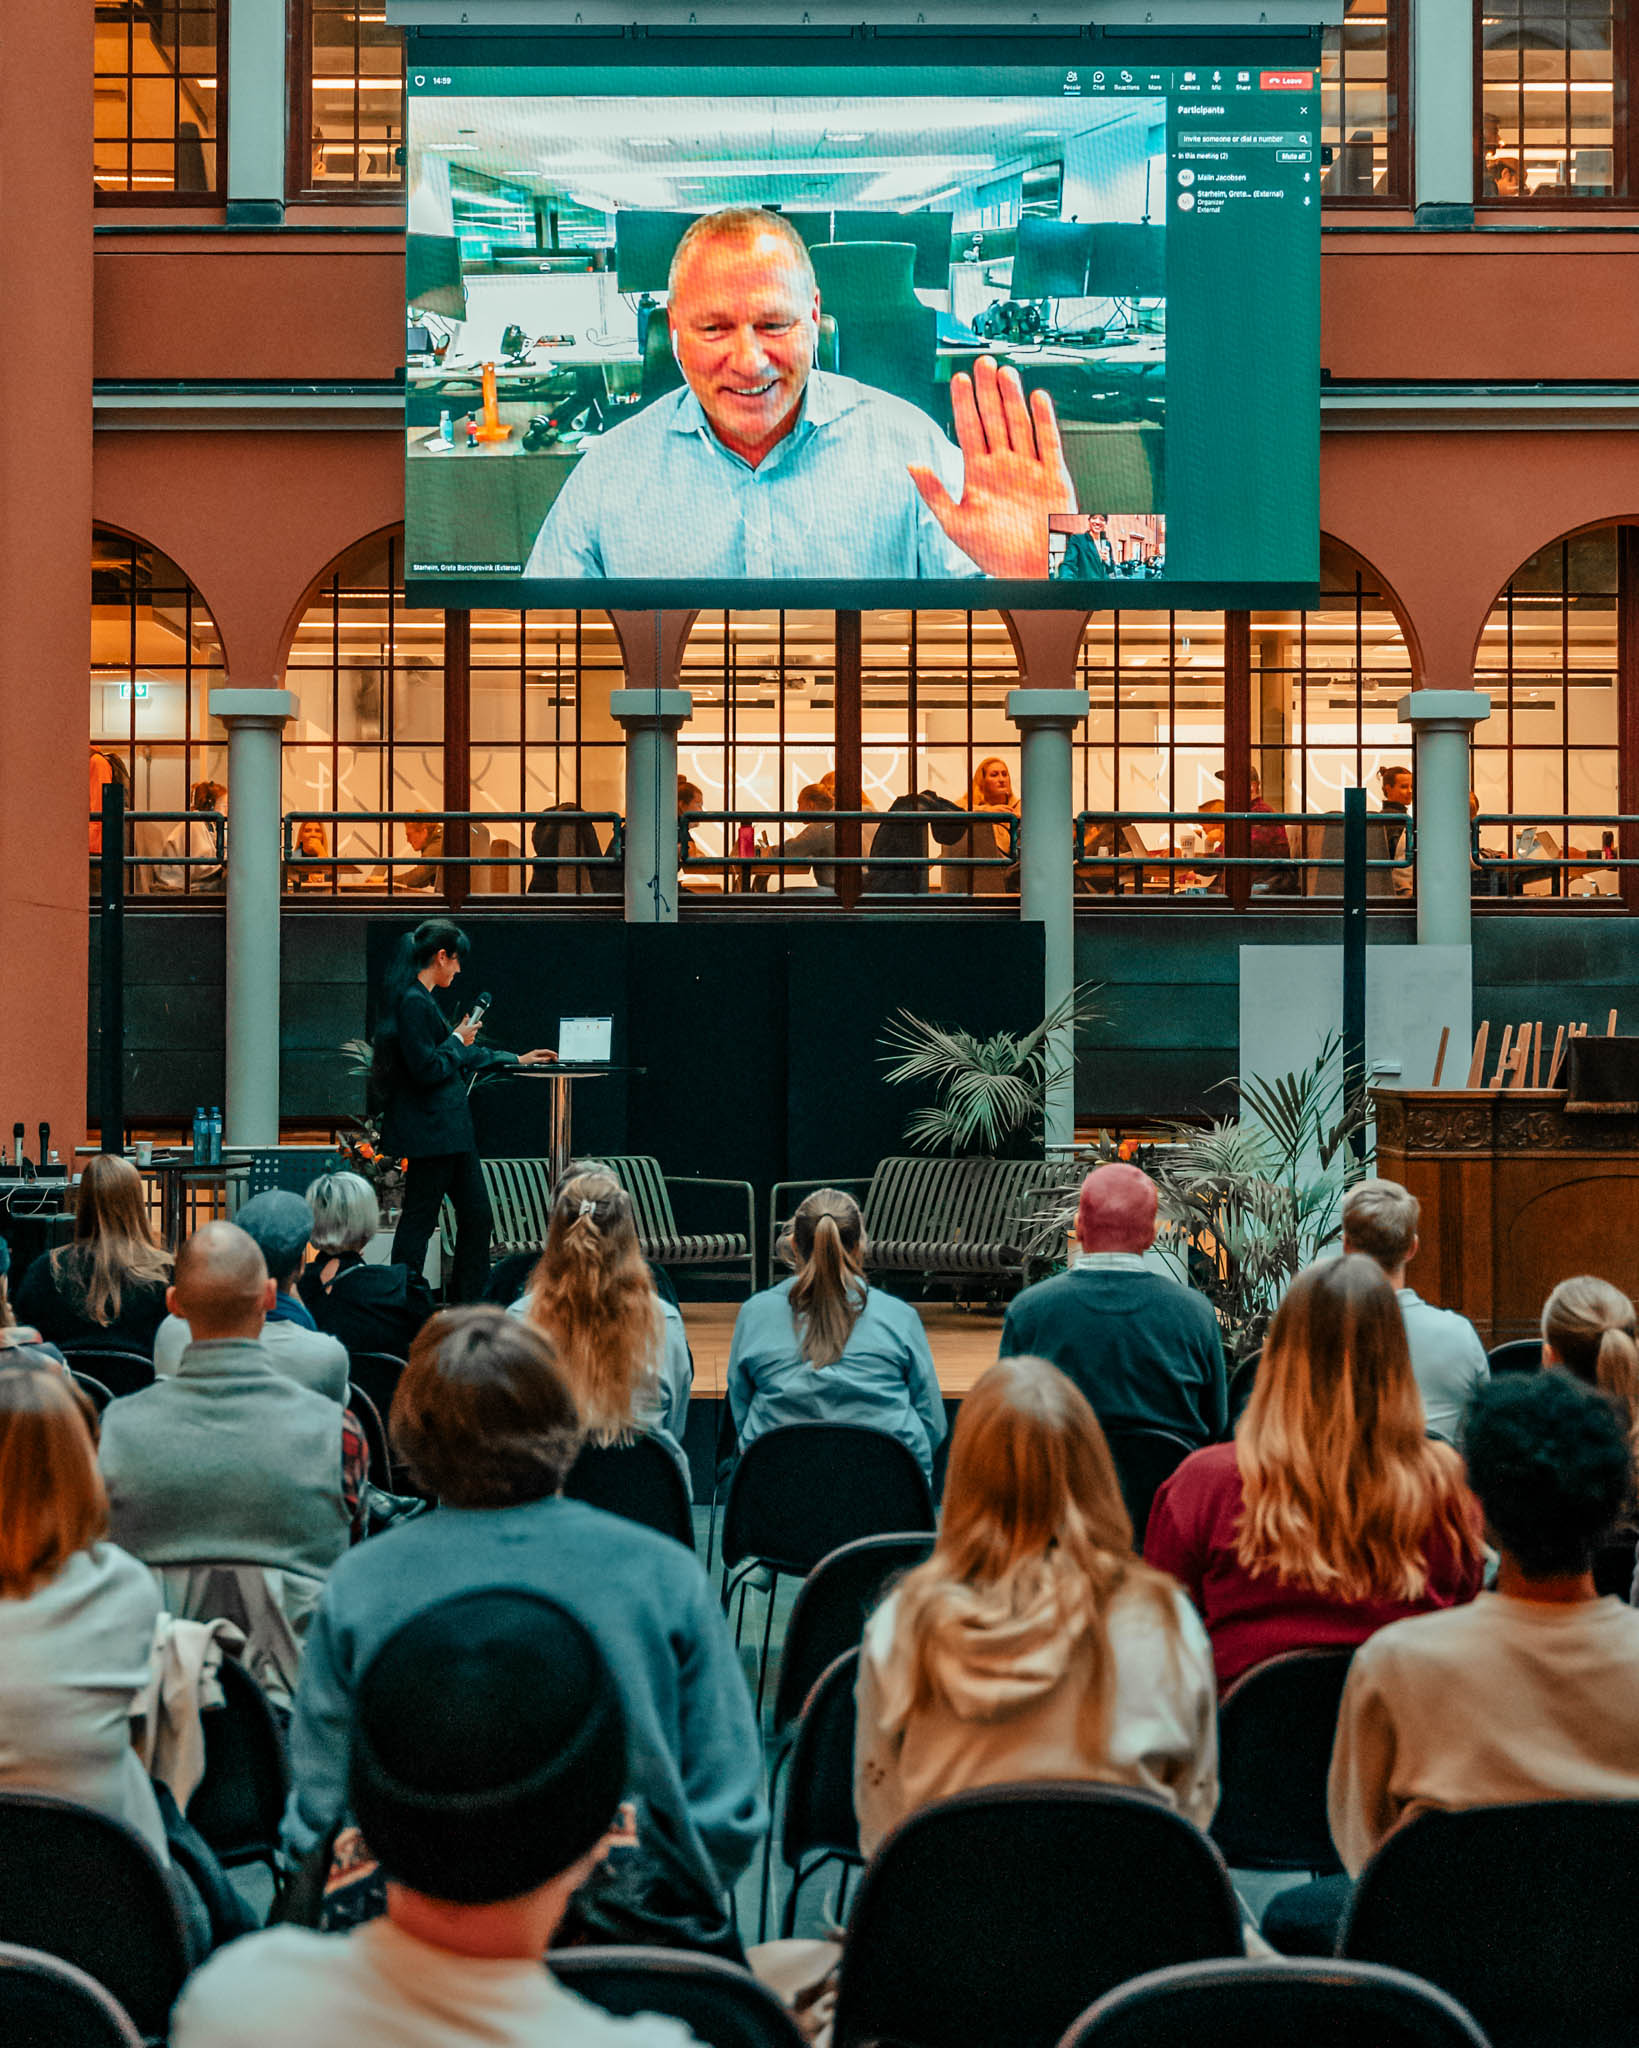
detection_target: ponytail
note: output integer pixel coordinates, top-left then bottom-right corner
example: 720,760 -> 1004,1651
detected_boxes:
1544,1275 -> 1639,1436
789,1189 -> 866,1368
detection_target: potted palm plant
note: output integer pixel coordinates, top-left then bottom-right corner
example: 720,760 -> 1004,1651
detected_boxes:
878,986 -> 1100,1157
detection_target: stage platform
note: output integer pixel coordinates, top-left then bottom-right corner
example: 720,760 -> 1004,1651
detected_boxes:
679,1299 -> 1005,1401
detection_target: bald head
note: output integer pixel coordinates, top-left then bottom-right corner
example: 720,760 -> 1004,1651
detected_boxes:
169,1221 -> 275,1341
1077,1163 -> 1159,1256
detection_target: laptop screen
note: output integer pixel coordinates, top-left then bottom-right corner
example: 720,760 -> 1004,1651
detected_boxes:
558,1016 -> 613,1064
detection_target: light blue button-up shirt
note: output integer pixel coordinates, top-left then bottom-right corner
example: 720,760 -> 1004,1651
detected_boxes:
524,370 -> 981,581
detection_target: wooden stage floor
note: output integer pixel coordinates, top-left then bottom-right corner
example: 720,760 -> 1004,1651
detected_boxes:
680,1299 -> 1006,1400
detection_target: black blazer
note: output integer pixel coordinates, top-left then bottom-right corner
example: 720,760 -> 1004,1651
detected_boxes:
299,1253 -> 437,1360
379,983 -> 516,1158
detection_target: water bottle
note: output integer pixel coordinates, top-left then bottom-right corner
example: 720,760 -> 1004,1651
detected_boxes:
191,1107 -> 206,1165
208,1106 -> 223,1166
438,408 -> 454,447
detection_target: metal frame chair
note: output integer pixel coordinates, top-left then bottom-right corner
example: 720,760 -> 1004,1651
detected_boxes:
0,1941 -> 145,2048
565,1434 -> 695,1549
554,1946 -> 805,2048
1210,1647 -> 1355,1873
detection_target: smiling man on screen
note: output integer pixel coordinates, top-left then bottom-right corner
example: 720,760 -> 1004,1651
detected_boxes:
524,206 -> 1076,582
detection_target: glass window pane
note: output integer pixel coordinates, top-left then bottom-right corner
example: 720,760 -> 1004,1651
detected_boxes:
94,0 -> 219,200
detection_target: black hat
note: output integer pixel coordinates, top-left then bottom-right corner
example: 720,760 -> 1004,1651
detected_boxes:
348,1590 -> 627,1904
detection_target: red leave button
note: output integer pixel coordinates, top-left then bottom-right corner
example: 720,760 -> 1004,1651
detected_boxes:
1260,70 -> 1315,89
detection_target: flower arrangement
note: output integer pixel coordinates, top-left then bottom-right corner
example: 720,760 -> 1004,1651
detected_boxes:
338,1038 -> 408,1214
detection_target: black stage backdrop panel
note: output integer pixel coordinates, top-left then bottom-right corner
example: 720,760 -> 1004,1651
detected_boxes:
782,920 -> 1045,1178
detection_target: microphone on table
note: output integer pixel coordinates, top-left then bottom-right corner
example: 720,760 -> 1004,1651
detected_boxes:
11,1123 -> 22,1173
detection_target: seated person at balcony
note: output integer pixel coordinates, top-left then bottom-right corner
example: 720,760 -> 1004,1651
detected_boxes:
1542,1274 -> 1639,1448
514,1170 -> 693,1493
1341,1177 -> 1488,1443
175,1589 -> 706,2048
1055,510 -> 1115,581
944,755 -> 1019,896
855,1356 -> 1217,1856
1146,1255 -> 1485,1694
1212,765 -> 1295,891
782,781 -> 837,891
280,1309 -> 764,1942
1378,762 -> 1414,896
1490,155 -> 1523,199
1000,1163 -> 1226,1450
1328,1370 -> 1639,1877
99,1221 -> 355,1586
299,1169 -> 437,1361
728,1189 -> 945,1482
677,777 -> 704,866
400,814 -> 444,890
284,818 -> 333,890
524,206 -> 1075,582
15,1152 -> 172,1358
371,919 -> 555,1305
0,1235 -> 65,1370
154,1190 -> 348,1402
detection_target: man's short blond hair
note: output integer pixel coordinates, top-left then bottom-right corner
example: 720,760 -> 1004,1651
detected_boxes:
668,205 -> 816,297
1341,1177 -> 1419,1271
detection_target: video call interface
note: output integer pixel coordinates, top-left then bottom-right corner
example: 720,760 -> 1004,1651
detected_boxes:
404,50 -> 1320,608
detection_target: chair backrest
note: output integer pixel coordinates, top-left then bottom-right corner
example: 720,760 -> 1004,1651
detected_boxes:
721,1425 -> 936,1577
480,1156 -> 556,1254
187,1655 -> 291,1869
1486,1338 -> 1542,1374
246,1147 -> 344,1200
564,1435 -> 694,1549
1209,1648 -> 1354,1872
772,1532 -> 936,1736
554,1946 -> 806,2048
0,1792 -> 193,2041
69,1371 -> 114,1415
1102,1426 -> 1197,1546
781,1650 -> 863,1872
348,1380 -> 394,1490
831,1783 -> 1243,2048
1059,1958 -> 1494,2048
1342,1800 -> 1639,2048
346,1349 -> 407,1425
0,1941 -> 144,2048
62,1350 -> 153,1401
861,1155 -> 1060,1253
809,241 -> 937,407
601,1156 -> 679,1239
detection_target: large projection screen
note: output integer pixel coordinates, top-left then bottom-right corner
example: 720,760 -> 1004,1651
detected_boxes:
404,38 -> 1320,611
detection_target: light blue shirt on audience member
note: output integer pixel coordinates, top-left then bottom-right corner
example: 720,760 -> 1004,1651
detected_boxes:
1398,1286 -> 1491,1442
524,371 -> 981,582
727,1278 -> 946,1480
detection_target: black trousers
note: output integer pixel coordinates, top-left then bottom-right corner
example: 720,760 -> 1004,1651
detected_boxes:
393,1150 -> 492,1304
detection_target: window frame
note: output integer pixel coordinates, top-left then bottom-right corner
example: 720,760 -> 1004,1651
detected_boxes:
94,0 -> 229,208
285,0 -> 406,206
1474,0 -> 1634,209
1321,0 -> 1413,209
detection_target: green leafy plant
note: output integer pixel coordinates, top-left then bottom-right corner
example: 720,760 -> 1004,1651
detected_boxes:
878,987 -> 1100,1156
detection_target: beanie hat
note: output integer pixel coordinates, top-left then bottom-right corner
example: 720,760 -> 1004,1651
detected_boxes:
348,1589 -> 627,1904
233,1190 -> 314,1286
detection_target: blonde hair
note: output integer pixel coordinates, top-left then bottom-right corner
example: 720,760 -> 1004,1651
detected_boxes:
1235,1255 -> 1480,1601
0,1367 -> 107,1599
789,1189 -> 867,1368
890,1358 -> 1181,1763
524,1173 -> 662,1444
50,1154 -> 171,1327
1341,1178 -> 1420,1272
1543,1277 -> 1639,1434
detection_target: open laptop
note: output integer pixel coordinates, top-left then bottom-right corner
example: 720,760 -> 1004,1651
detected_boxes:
557,1015 -> 613,1066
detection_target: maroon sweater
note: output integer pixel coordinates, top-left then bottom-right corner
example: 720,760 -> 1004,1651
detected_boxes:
1144,1441 -> 1484,1695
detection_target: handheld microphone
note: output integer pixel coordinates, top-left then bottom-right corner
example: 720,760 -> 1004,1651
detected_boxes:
37,1122 -> 49,1171
466,990 -> 493,1030
11,1123 -> 23,1173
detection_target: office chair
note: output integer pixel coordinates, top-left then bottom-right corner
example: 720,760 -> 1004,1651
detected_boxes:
809,242 -> 938,412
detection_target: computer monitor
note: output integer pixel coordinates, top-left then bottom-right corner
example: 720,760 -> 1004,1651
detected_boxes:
781,209 -> 835,251
830,210 -> 953,290
614,211 -> 689,293
558,1015 -> 613,1064
406,233 -> 467,319
1087,223 -> 1166,300
1010,216 -> 1094,301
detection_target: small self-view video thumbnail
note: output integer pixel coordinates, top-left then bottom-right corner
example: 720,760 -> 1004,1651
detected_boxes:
1049,511 -> 1165,582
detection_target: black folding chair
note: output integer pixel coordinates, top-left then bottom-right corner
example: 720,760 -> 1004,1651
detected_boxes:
0,1941 -> 144,2048
554,1946 -> 805,2048
347,1381 -> 394,1491
346,1350 -> 407,1423
0,1792 -> 193,2044
720,1425 -> 935,1711
1101,1425 -> 1197,1547
187,1655 -> 291,1881
1058,1958 -> 1494,2048
1486,1339 -> 1541,1374
60,1349 -> 154,1401
1210,1648 -> 1354,1873
1342,1800 -> 1639,2048
68,1371 -> 114,1416
760,1534 -> 934,1934
832,1783 -> 1243,2048
565,1435 -> 694,1549
773,1649 -> 863,1939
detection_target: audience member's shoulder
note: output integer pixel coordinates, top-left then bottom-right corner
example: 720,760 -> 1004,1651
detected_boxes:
1162,1439 -> 1241,1504
1350,1596 -> 1492,1678
554,1978 -> 705,2047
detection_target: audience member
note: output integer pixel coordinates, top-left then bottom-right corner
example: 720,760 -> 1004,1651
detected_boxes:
99,1222 -> 356,1583
1000,1163 -> 1226,1448
400,815 -> 444,890
1378,763 -> 1414,897
1145,1255 -> 1484,1692
0,1235 -> 65,1369
14,1152 -> 171,1356
729,1189 -> 945,1481
299,1170 -> 436,1359
1341,1177 -> 1489,1441
280,1309 -> 763,1946
155,1191 -> 348,1400
1542,1275 -> 1639,1440
1329,1370 -> 1639,1874
515,1170 -> 692,1492
174,1589 -> 703,2048
950,756 -> 1019,895
854,1357 -> 1217,1856
782,783 -> 837,891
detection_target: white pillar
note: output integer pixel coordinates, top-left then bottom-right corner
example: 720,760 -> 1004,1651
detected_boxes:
211,688 -> 295,1146
611,689 -> 693,923
226,0 -> 287,223
1007,688 -> 1089,1151
1413,0 -> 1476,222
1398,689 -> 1491,947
